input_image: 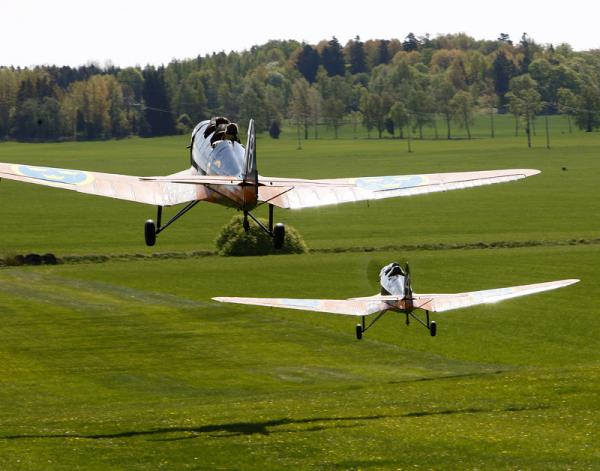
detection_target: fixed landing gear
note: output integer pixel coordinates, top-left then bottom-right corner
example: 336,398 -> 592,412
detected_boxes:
243,204 -> 286,249
353,310 -> 436,339
143,202 -> 285,248
273,223 -> 285,249
144,220 -> 157,246
144,201 -> 199,247
355,324 -> 363,340
405,309 -> 437,337
429,320 -> 437,337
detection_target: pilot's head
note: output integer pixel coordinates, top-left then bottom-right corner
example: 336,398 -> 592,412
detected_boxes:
384,262 -> 405,277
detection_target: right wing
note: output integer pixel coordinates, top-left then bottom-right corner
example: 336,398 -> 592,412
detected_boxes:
256,169 -> 540,209
412,279 -> 579,313
212,296 -> 388,316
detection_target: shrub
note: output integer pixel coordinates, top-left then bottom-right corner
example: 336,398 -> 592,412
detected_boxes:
216,214 -> 307,256
269,120 -> 281,139
3,254 -> 24,266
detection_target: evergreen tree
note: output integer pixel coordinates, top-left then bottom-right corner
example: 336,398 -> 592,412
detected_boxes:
142,66 -> 175,136
402,33 -> 420,52
347,36 -> 367,74
519,33 -> 533,73
492,50 -> 514,106
296,44 -> 320,84
269,120 -> 281,138
376,40 -> 390,65
321,37 -> 345,77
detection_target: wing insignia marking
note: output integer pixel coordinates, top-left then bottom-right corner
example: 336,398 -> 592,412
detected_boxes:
13,165 -> 94,186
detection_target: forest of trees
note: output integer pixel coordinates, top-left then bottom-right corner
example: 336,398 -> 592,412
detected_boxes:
1,32 -> 600,142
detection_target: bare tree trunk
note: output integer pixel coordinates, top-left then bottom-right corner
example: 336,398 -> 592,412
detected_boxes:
526,111 -> 532,148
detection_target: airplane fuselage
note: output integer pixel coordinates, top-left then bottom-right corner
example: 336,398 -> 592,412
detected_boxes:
189,119 -> 257,210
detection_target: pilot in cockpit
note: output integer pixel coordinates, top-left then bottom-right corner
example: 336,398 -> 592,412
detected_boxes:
207,117 -> 240,146
224,123 -> 240,143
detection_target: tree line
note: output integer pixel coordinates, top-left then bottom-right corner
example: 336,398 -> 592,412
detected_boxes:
1,33 -> 600,142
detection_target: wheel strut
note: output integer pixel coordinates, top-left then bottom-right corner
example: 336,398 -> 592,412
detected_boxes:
144,201 -> 199,246
244,204 -> 285,249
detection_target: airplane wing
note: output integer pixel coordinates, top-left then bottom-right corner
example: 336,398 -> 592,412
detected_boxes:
256,169 -> 540,209
412,279 -> 579,313
0,163 -> 215,206
212,296 -> 389,316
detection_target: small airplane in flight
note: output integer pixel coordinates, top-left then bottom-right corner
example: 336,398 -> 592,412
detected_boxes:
0,117 -> 539,248
213,262 -> 579,339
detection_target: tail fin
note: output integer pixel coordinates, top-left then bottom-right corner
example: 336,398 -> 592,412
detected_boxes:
243,119 -> 258,189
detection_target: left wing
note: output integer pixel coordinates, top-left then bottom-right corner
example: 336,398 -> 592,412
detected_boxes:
0,163 -> 219,206
212,296 -> 388,316
412,279 -> 579,313
257,169 -> 540,209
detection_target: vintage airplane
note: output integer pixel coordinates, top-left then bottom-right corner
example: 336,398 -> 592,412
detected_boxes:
0,117 -> 540,248
213,262 -> 579,339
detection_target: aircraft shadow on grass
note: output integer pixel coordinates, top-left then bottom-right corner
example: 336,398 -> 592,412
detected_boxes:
1,405 -> 549,442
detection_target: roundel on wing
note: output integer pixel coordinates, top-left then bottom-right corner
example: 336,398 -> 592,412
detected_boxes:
354,175 -> 425,191
13,165 -> 94,186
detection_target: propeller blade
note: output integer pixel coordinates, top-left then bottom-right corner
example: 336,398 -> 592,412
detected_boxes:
366,257 -> 388,292
404,262 -> 412,298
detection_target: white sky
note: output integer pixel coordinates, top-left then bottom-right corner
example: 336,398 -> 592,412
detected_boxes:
2,0 -> 599,68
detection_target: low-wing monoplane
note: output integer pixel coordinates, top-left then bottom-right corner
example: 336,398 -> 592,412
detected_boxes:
213,262 -> 579,339
0,117 -> 539,248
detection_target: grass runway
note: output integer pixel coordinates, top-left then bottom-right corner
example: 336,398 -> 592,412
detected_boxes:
0,117 -> 598,469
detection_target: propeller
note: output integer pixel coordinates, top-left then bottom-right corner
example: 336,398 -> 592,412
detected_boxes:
404,262 -> 413,299
365,257 -> 389,292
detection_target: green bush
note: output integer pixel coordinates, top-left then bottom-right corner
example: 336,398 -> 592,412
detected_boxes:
216,214 -> 308,256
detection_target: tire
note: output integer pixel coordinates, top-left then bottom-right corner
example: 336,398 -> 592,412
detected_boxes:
273,223 -> 285,249
145,220 -> 157,246
355,324 -> 363,340
430,321 -> 437,337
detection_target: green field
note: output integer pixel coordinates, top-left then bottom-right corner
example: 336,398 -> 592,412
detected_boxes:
0,117 -> 598,469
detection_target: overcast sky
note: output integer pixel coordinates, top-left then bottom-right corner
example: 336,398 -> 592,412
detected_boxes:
2,0 -> 599,68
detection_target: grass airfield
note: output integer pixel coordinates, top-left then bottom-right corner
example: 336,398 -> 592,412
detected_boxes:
0,118 -> 599,469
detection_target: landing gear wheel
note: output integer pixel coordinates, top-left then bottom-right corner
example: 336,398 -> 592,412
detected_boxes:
355,324 -> 363,340
144,220 -> 157,247
429,321 -> 437,337
273,223 -> 285,249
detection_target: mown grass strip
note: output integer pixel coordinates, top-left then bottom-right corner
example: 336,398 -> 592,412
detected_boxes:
2,237 -> 600,267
